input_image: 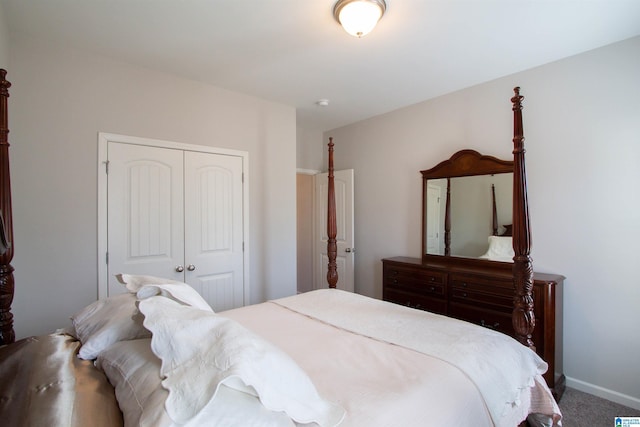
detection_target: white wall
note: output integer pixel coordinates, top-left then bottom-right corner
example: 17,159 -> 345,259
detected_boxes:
296,126 -> 325,172
326,36 -> 640,408
0,2 -> 8,68
9,36 -> 297,338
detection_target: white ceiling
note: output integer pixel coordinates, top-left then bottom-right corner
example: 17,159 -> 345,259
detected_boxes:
3,0 -> 640,132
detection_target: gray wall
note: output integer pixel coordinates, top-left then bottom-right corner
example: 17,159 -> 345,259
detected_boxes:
0,2 -> 8,68
296,127 -> 324,172
326,36 -> 640,409
9,35 -> 298,338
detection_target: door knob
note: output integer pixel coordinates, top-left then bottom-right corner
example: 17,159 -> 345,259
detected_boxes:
187,264 -> 196,271
175,265 -> 184,272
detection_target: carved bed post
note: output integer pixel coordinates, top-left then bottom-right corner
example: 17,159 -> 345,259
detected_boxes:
511,87 -> 535,350
491,184 -> 498,236
327,138 -> 338,288
0,69 -> 15,345
444,177 -> 451,256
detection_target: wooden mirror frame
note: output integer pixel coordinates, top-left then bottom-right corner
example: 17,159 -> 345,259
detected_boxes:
421,150 -> 514,260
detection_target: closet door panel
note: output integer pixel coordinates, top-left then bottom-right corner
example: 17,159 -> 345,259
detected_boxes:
190,273 -> 236,311
184,151 -> 244,311
107,143 -> 185,296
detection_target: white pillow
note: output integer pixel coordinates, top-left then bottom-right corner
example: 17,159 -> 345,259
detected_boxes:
71,275 -> 212,360
97,339 -> 298,427
479,235 -> 514,262
115,273 -> 183,293
71,293 -> 150,360
117,274 -> 213,312
96,339 -> 170,427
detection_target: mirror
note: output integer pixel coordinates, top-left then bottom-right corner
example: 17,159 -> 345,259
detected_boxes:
425,174 -> 513,257
0,210 -> 10,255
421,150 -> 514,262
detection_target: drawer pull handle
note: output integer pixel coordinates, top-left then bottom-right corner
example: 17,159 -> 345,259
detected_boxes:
393,279 -> 398,284
462,282 -> 467,287
429,277 -> 435,282
480,320 -> 500,330
430,286 -> 436,292
462,292 -> 467,298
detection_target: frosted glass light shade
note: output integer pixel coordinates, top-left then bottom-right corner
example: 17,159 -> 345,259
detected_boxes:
334,0 -> 386,38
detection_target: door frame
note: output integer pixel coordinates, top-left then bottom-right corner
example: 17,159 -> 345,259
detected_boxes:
97,132 -> 249,301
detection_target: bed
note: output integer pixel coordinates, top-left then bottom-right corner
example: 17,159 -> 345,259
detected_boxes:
0,69 -> 561,426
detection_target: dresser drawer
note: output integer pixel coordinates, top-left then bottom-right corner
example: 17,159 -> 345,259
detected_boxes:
384,287 -> 447,315
450,274 -> 512,310
450,273 -> 512,295
450,287 -> 512,310
384,264 -> 446,296
449,303 -> 514,336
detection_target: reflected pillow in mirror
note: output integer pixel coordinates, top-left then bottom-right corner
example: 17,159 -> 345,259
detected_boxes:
479,236 -> 514,262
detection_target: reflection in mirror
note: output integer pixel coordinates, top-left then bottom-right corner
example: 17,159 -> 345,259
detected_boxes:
425,173 -> 513,259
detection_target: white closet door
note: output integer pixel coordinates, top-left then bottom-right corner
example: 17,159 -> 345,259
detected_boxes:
184,151 -> 244,311
107,142 -> 185,296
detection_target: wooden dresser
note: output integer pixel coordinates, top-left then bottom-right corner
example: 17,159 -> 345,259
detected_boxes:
382,256 -> 565,399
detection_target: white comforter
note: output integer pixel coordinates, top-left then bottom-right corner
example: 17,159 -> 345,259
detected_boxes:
272,289 -> 557,426
123,287 -> 560,427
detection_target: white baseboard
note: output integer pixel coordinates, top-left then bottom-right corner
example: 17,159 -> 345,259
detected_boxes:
566,376 -> 640,411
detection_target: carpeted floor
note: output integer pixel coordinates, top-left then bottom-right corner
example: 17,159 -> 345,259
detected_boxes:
558,387 -> 639,427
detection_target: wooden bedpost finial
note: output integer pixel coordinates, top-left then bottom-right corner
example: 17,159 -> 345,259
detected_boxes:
511,87 -> 524,150
511,86 -> 522,105
327,138 -> 338,289
510,87 -> 535,350
0,70 -> 10,147
0,70 -> 10,103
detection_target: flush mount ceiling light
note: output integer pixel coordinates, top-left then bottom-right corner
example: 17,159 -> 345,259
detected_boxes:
333,0 -> 387,38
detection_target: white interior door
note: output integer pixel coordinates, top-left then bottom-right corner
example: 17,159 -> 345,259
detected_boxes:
314,169 -> 354,292
184,152 -> 244,312
106,142 -> 185,296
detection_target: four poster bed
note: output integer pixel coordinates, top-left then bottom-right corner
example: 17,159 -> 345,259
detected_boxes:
0,69 -> 560,426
